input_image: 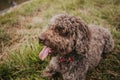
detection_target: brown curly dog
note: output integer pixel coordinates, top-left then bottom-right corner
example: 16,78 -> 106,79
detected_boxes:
38,14 -> 114,80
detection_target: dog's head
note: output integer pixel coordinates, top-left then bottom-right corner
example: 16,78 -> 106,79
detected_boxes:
39,14 -> 91,60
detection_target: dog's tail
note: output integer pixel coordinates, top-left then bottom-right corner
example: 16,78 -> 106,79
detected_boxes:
103,29 -> 114,53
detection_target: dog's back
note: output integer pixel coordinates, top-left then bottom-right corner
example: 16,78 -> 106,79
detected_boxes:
88,25 -> 114,69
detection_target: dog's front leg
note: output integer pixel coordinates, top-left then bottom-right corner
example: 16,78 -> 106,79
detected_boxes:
41,56 -> 60,79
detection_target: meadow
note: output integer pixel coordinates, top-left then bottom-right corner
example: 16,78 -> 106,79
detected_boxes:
0,0 -> 120,80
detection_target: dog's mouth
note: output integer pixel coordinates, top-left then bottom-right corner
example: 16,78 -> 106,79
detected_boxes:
39,46 -> 54,60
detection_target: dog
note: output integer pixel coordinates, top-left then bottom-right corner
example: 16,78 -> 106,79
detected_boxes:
38,14 -> 114,80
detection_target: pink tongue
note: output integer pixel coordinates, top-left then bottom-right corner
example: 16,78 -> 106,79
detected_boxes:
39,46 -> 51,60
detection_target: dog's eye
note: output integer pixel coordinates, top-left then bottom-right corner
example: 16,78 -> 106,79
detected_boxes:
55,26 -> 69,37
59,29 -> 69,37
57,26 -> 64,31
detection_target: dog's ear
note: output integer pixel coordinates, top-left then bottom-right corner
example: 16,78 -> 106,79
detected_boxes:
74,20 -> 91,57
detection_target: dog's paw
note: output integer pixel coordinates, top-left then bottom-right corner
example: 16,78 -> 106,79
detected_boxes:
41,69 -> 56,78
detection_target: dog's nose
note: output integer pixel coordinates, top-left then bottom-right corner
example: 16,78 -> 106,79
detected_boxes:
39,36 -> 45,43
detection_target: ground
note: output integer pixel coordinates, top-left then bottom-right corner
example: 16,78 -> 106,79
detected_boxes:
0,0 -> 120,80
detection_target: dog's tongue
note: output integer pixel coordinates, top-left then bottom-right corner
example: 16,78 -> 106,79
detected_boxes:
39,46 -> 51,60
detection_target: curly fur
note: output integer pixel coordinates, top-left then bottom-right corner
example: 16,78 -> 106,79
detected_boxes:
39,14 -> 114,80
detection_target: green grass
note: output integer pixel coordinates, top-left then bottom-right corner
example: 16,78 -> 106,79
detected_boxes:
0,40 -> 48,80
0,0 -> 120,80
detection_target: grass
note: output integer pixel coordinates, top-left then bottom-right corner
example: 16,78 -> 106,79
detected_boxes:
0,0 -> 120,80
0,40 -> 48,80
